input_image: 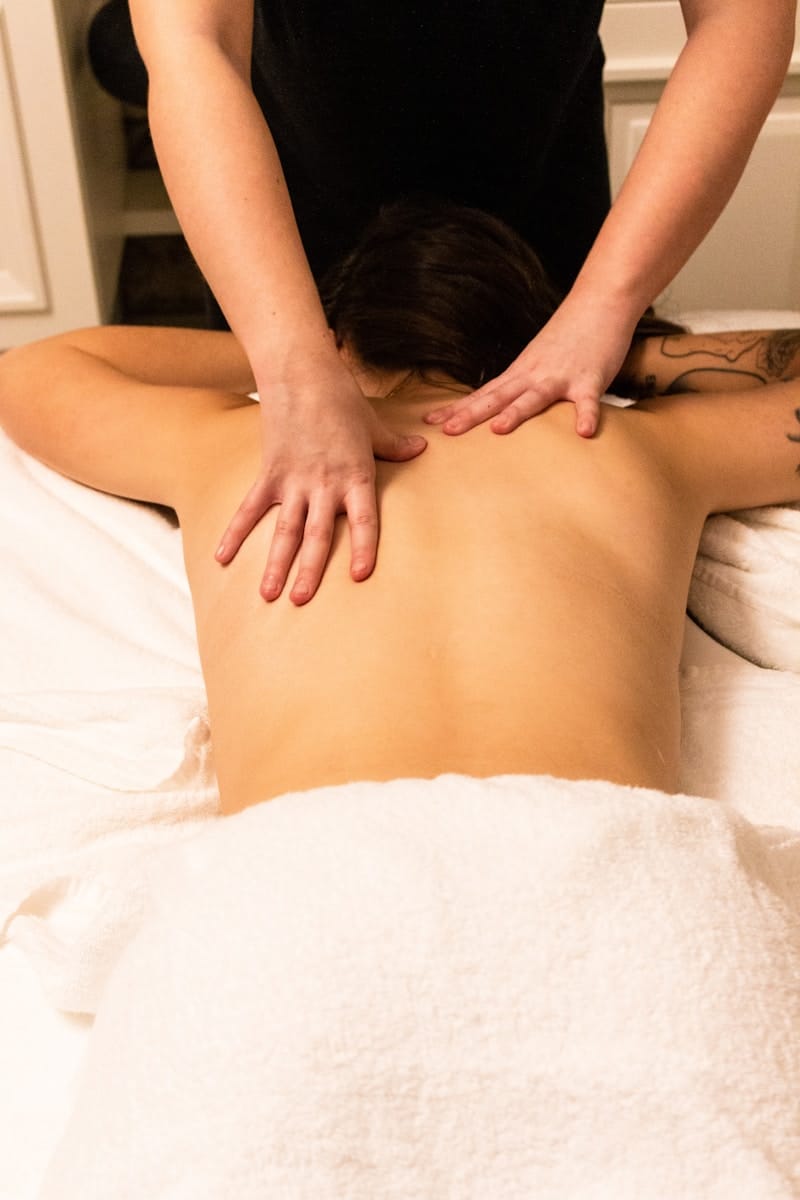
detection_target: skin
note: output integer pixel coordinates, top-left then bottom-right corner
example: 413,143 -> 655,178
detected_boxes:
128,0 -> 797,604
0,327 -> 798,815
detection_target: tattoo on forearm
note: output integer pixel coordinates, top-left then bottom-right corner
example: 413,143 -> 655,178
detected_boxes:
634,373 -> 658,399
662,368 -> 768,394
759,330 -> 800,378
620,330 -> 800,398
788,405 -> 800,475
660,332 -> 763,364
657,333 -> 771,392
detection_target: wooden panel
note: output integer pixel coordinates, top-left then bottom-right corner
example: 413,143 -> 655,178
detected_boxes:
0,5 -> 48,313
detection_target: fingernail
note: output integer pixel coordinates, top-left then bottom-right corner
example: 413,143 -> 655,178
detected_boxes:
262,576 -> 279,598
215,543 -> 226,561
409,435 -> 426,449
578,419 -> 594,437
292,582 -> 310,599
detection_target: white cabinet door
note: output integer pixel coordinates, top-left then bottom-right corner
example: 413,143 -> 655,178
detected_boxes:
0,7 -> 48,314
0,0 -> 125,349
601,0 -> 800,313
606,93 -> 800,313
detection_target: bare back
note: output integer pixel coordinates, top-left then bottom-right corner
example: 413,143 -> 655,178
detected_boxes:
2,324 -> 798,817
178,384 -> 705,812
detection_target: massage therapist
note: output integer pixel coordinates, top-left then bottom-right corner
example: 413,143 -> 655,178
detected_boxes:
129,0 -> 796,603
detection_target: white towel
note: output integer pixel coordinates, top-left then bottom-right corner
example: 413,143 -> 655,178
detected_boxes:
0,687 -> 219,1013
0,429 -> 201,693
688,504 -> 800,671
680,663 -> 800,823
39,774 -> 800,1200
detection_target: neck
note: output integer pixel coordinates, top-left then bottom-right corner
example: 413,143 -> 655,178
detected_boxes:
351,362 -> 469,408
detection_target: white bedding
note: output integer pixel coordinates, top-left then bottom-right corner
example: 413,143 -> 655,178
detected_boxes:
37,774 -> 800,1199
689,504 -> 800,671
1,309 -> 799,1198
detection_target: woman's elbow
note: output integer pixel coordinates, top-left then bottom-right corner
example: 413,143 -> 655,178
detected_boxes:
0,346 -> 33,443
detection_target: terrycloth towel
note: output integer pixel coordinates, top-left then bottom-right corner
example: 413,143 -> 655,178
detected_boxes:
680,663 -> 800,824
0,429 -> 218,1015
0,687 -> 219,1013
39,774 -> 800,1200
680,309 -> 800,334
0,429 -> 201,693
688,504 -> 800,671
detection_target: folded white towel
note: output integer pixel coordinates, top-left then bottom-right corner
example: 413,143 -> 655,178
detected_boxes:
680,663 -> 800,824
40,774 -> 800,1200
0,687 -> 219,1013
688,504 -> 800,670
680,309 -> 800,334
0,430 -> 201,694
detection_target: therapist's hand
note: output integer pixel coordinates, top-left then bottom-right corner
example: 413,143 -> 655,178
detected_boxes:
215,358 -> 427,605
424,293 -> 638,439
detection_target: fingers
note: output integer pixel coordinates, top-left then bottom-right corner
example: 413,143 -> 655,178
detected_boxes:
266,479 -> 378,606
425,377 -> 603,438
285,413 -> 421,603
259,495 -> 315,603
254,475 -> 379,607
344,478 -> 379,583
215,477 -> 275,565
424,377 -> 515,433
217,388 -> 423,604
487,386 -> 601,437
424,399 -> 458,425
439,377 -> 560,435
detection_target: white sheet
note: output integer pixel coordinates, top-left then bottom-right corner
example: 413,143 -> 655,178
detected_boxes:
1,308 -> 799,1198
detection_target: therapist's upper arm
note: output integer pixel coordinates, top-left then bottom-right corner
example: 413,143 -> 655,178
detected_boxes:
129,0 -> 255,76
678,0 -> 796,50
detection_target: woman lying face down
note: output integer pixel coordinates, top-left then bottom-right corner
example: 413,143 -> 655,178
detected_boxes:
0,200 -> 799,813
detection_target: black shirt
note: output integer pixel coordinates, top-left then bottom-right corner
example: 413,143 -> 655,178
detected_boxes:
252,1 -> 609,290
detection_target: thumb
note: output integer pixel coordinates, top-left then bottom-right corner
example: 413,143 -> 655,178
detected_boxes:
572,391 -> 602,438
372,425 -> 428,462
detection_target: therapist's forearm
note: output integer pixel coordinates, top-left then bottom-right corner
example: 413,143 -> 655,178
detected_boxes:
571,0 -> 796,324
145,39 -> 334,382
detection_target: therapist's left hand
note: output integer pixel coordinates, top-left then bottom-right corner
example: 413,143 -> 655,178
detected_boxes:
424,293 -> 638,439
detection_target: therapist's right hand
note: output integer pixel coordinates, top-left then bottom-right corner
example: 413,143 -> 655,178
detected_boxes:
214,357 -> 427,605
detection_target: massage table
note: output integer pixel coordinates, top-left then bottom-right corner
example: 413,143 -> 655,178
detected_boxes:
1,311 -> 799,1198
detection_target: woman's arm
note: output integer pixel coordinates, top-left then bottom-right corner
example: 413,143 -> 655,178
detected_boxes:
129,0 -> 425,605
0,327 -> 248,508
427,0 -> 797,438
647,380 -> 800,514
575,0 -> 796,333
26,325 -> 256,391
637,330 -> 800,514
129,0 -> 331,377
614,329 -> 800,399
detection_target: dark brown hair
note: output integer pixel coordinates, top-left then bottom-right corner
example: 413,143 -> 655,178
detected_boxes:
320,197 -> 683,390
